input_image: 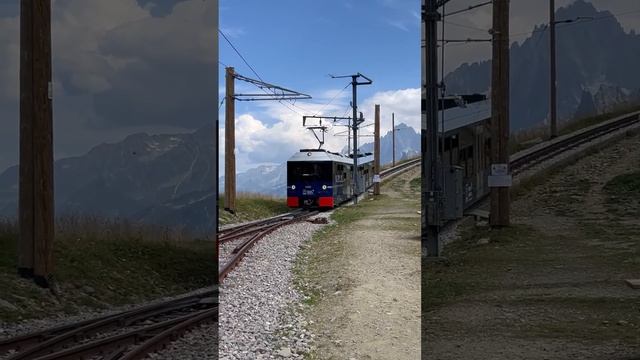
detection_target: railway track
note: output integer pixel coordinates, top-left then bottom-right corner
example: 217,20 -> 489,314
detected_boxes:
510,110 -> 640,174
217,158 -> 421,240
216,159 -> 422,283
380,158 -> 421,180
0,290 -> 217,360
218,210 -> 319,283
465,109 -> 640,213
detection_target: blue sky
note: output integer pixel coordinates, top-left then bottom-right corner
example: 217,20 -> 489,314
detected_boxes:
219,0 -> 421,172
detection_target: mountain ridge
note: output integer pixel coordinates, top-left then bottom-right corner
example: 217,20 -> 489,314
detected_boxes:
444,0 -> 640,130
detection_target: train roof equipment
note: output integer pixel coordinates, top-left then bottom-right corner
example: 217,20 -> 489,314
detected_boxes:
288,149 -> 373,165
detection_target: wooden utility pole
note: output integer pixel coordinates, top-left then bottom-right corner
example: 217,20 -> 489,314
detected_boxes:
423,0 -> 441,257
392,112 -> 396,167
549,0 -> 558,138
224,67 -> 236,213
489,0 -> 511,227
223,70 -> 309,213
374,105 -> 381,195
19,0 -> 54,287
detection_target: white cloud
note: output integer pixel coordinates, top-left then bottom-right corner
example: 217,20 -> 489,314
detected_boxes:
360,88 -> 421,135
219,26 -> 245,38
388,20 -> 410,32
219,87 -> 421,174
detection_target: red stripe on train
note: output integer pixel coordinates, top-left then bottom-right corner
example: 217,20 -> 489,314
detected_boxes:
287,197 -> 299,207
318,196 -> 334,208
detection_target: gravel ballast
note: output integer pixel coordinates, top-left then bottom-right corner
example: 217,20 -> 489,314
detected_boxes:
218,214 -> 329,359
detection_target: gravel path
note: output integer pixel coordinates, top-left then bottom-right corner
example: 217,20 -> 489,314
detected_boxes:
218,214 -> 329,359
299,168 -> 422,359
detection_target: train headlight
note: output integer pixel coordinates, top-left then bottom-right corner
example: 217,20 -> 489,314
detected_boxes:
322,185 -> 327,190
291,185 -> 296,190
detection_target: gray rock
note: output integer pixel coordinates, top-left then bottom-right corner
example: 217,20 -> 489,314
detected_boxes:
0,299 -> 18,311
277,347 -> 293,357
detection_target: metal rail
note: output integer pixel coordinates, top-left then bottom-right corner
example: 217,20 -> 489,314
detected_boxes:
510,110 -> 640,173
218,211 -> 318,283
380,158 -> 421,179
218,159 -> 420,238
0,290 -> 217,360
465,109 -> 640,213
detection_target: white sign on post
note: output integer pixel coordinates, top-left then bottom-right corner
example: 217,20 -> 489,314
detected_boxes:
488,163 -> 512,187
373,174 -> 381,183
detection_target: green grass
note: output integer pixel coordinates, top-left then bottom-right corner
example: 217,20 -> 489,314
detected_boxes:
219,193 -> 289,226
294,174 -> 419,359
0,217 -> 214,323
409,176 -> 421,193
424,224 -> 540,308
604,171 -> 640,195
293,202 -> 371,307
425,145 -> 640,343
380,156 -> 420,171
509,103 -> 640,155
559,104 -> 640,137
602,171 -> 640,217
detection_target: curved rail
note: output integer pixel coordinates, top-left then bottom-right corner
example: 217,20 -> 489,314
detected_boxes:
217,159 -> 421,242
0,290 -> 217,360
218,211 -> 318,283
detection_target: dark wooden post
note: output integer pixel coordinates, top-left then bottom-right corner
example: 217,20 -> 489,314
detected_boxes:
374,104 -> 381,195
19,0 -> 54,287
224,67 -> 236,213
490,0 -> 511,227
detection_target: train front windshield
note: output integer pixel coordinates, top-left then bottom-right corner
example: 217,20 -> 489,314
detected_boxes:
288,162 -> 332,183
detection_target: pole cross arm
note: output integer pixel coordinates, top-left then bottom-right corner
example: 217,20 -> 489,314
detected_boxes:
233,72 -> 311,101
355,73 -> 373,85
441,38 -> 492,43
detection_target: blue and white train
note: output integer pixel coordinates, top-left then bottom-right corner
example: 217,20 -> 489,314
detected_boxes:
286,149 -> 374,209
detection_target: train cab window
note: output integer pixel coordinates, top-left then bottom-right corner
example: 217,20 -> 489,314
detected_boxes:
287,162 -> 332,183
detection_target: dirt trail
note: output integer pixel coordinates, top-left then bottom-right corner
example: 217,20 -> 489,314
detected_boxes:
424,133 -> 640,360
299,168 -> 421,360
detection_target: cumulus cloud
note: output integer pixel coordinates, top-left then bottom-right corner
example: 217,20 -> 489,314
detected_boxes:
360,88 -> 421,135
219,87 -> 420,174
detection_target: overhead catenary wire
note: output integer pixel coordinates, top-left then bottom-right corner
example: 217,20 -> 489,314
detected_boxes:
219,29 -> 312,116
432,7 -> 640,47
313,82 -> 352,117
443,20 -> 490,33
219,29 -> 265,83
443,0 -> 492,17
